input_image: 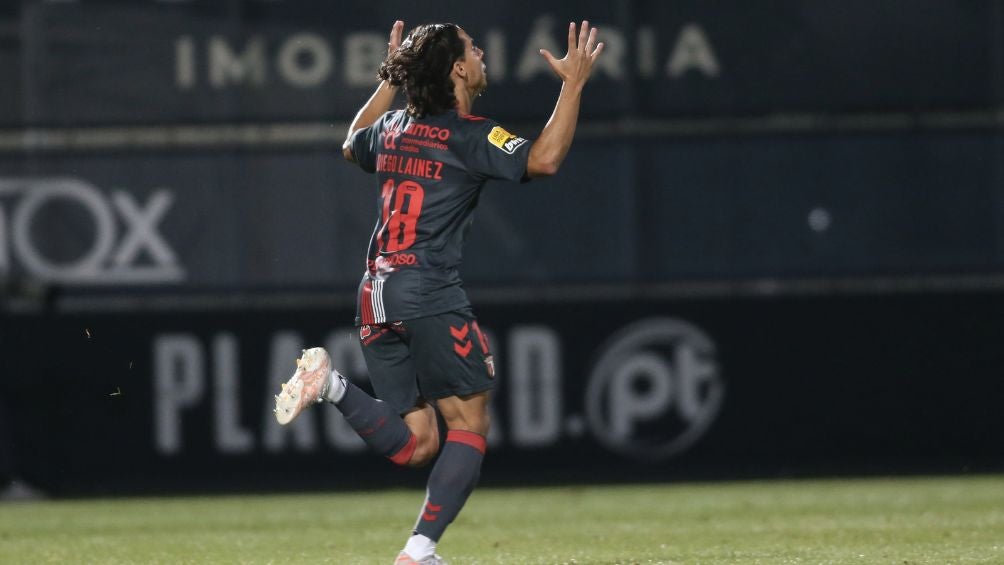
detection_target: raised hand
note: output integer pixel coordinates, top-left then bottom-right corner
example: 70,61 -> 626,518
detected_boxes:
388,20 -> 405,55
538,21 -> 604,87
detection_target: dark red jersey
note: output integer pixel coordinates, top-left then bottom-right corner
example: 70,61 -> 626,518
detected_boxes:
349,109 -> 532,325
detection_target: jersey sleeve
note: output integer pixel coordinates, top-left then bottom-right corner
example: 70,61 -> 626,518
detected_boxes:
464,120 -> 533,182
349,121 -> 380,174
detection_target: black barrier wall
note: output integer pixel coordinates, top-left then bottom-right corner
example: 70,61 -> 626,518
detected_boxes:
2,1 -> 1004,494
4,291 -> 1003,495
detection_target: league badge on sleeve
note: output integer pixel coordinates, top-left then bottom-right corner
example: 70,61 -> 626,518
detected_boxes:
488,126 -> 528,155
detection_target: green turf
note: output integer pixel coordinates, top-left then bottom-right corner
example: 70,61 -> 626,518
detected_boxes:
1,475 -> 1002,564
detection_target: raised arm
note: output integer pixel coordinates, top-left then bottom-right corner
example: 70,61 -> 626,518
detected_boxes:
342,20 -> 405,162
526,21 -> 604,177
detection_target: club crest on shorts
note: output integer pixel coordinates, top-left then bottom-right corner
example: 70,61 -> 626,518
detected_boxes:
487,126 -> 527,155
484,354 -> 496,378
359,325 -> 372,340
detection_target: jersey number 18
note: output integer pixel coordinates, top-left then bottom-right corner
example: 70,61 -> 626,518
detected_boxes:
380,178 -> 426,252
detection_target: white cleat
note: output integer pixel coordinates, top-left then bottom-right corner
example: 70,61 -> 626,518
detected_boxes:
274,347 -> 332,425
394,551 -> 446,565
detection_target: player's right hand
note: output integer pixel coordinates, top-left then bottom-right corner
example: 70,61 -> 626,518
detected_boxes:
539,21 -> 604,87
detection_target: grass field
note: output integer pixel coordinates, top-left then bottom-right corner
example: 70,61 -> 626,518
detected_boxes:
1,475 -> 1002,564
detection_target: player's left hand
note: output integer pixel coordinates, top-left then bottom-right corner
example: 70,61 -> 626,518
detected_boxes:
388,20 -> 405,55
539,20 -> 604,88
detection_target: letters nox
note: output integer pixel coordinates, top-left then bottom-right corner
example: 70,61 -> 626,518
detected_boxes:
0,178 -> 183,284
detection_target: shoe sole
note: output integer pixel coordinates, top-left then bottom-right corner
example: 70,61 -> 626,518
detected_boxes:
274,347 -> 329,425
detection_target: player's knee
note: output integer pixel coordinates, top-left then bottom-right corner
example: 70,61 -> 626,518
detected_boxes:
405,433 -> 441,467
440,411 -> 490,437
463,413 -> 490,438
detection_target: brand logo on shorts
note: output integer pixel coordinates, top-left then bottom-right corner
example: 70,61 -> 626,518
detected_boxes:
450,323 -> 473,358
487,126 -> 527,155
484,354 -> 496,378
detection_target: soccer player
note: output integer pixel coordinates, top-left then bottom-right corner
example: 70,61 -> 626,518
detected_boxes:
275,19 -> 603,564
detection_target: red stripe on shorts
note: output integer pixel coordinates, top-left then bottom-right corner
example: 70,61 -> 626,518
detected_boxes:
360,280 -> 374,325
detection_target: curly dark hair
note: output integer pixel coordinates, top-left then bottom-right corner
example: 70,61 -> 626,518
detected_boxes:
378,23 -> 466,118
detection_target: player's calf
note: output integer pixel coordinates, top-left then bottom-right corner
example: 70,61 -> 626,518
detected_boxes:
274,346 -> 429,466
403,430 -> 486,561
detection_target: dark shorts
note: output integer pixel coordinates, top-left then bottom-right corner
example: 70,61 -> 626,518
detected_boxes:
358,308 -> 496,415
